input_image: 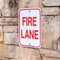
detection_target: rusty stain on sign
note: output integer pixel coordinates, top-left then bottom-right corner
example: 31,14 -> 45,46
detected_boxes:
0,26 -> 3,44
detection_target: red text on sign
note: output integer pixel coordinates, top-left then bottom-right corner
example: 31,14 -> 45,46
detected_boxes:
21,29 -> 38,40
22,17 -> 37,26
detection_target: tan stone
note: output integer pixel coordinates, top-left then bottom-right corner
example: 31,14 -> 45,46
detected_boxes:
39,48 -> 60,58
58,43 -> 60,52
0,44 -> 42,60
58,38 -> 60,52
42,56 -> 60,60
0,11 -> 2,17
0,44 -> 3,56
3,26 -> 18,33
29,0 -> 40,8
42,7 -> 59,15
0,18 -> 18,26
0,26 -> 3,44
42,16 -> 59,49
2,0 -> 18,17
0,57 -> 14,60
59,17 -> 60,36
52,40 -> 58,51
15,46 -> 42,60
19,0 -> 41,8
2,8 -> 11,17
0,0 -> 60,60
4,33 -> 18,45
0,44 -> 15,58
0,0 -> 4,10
42,0 -> 60,6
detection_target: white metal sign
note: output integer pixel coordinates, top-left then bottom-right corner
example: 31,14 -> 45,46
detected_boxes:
18,8 -> 42,48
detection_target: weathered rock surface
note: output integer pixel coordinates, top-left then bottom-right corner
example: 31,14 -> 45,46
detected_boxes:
42,16 -> 59,48
42,0 -> 60,6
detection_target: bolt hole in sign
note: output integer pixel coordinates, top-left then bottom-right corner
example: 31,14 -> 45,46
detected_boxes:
18,8 -> 42,48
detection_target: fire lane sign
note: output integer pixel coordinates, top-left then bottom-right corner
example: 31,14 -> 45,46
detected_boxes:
18,8 -> 42,48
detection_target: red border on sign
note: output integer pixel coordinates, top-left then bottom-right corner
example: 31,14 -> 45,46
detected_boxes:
18,8 -> 42,48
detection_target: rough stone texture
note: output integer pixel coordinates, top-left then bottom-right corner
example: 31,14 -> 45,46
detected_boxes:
42,0 -> 60,6
58,38 -> 60,52
39,48 -> 60,58
28,0 -> 40,8
0,0 -> 4,10
2,0 -> 18,17
19,0 -> 40,8
58,41 -> 60,52
52,40 -> 58,51
3,26 -> 18,33
0,44 -> 42,60
42,56 -> 60,60
59,17 -> 60,36
42,16 -> 59,49
3,16 -> 59,48
0,18 -> 18,26
0,26 -> 3,43
0,57 -> 14,60
0,0 -> 60,60
14,46 -> 42,60
4,33 -> 18,45
0,11 -> 2,17
0,44 -> 15,58
42,7 -> 59,15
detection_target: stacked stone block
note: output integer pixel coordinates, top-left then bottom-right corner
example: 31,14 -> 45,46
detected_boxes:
0,0 -> 60,60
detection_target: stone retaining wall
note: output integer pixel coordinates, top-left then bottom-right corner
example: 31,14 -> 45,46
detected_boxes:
0,0 -> 60,60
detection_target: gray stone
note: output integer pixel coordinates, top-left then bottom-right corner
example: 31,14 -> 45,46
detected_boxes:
42,7 -> 59,15
19,0 -> 40,8
3,26 -> 18,33
4,33 -> 18,45
2,0 -> 18,17
42,0 -> 60,6
0,18 -> 18,26
0,44 -> 15,58
42,16 -> 59,49
39,48 -> 60,58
